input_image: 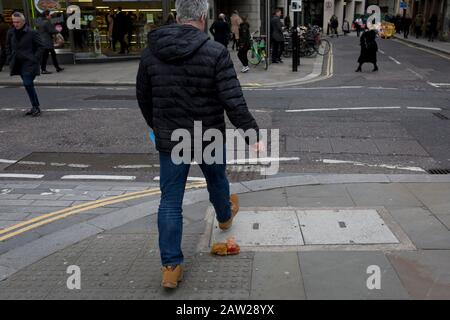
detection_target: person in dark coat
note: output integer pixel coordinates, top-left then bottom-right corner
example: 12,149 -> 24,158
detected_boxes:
270,9 -> 284,63
38,10 -> 63,73
209,13 -> 230,47
136,0 -> 263,289
5,12 -> 45,116
428,14 -> 438,42
355,29 -> 378,72
112,7 -> 128,53
402,15 -> 412,39
0,14 -> 10,72
237,15 -> 251,72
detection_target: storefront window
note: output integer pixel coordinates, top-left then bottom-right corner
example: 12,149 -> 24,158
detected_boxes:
1,0 -> 176,60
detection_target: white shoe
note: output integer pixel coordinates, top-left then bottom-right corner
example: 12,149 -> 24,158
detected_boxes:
241,66 -> 249,73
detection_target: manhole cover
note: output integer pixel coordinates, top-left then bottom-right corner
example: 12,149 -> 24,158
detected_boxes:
205,207 -> 415,251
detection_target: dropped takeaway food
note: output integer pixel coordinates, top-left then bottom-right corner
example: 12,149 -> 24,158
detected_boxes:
211,237 -> 240,256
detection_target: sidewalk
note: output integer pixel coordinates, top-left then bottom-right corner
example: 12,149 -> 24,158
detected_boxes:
393,34 -> 450,55
0,174 -> 449,299
0,49 -> 325,88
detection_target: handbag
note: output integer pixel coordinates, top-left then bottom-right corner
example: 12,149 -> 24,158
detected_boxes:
53,33 -> 65,48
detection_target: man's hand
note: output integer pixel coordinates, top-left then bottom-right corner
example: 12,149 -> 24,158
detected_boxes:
251,141 -> 266,152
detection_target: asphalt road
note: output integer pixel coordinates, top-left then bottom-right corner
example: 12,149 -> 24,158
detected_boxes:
0,35 -> 449,181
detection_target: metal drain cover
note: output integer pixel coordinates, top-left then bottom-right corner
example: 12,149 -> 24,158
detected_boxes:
207,207 -> 413,251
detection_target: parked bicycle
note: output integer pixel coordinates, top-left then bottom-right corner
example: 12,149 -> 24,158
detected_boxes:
247,31 -> 268,70
283,25 -> 331,58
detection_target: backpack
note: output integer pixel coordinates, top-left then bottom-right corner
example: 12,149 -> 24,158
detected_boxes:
239,23 -> 250,46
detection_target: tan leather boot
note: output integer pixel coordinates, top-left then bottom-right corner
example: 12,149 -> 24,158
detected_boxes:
219,194 -> 240,230
161,265 -> 183,289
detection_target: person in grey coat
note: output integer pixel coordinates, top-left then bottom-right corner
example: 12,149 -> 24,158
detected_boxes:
270,9 -> 284,63
6,12 -> 45,116
38,10 -> 63,73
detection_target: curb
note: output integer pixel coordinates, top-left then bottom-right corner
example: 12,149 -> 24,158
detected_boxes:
1,173 -> 450,281
392,36 -> 450,56
0,50 -> 329,89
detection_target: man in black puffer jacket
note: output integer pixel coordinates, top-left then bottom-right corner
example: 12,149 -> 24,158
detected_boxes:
136,0 -> 264,289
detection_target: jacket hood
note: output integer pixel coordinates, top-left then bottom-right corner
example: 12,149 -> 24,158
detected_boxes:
148,24 -> 209,62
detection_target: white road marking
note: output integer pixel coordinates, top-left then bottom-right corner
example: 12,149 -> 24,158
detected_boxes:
153,176 -> 206,182
0,173 -> 44,179
18,161 -> 46,166
367,87 -> 398,90
319,159 -> 425,172
67,164 -> 91,168
428,82 -> 450,87
407,107 -> 442,111
114,165 -> 154,169
286,107 -> 401,113
388,56 -> 401,64
61,175 -> 136,181
426,81 -> 439,87
0,159 -> 17,164
275,86 -> 363,91
406,68 -> 424,79
227,157 -> 300,165
378,49 -> 385,54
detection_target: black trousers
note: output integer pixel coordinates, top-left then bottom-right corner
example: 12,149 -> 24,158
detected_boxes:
237,45 -> 249,67
403,28 -> 410,38
272,40 -> 283,62
41,49 -> 60,71
113,35 -> 128,53
0,47 -> 6,70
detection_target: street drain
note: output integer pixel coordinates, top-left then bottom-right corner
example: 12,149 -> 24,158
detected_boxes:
427,169 -> 450,174
433,113 -> 449,120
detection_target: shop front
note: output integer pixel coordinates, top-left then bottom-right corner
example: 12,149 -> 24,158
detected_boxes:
0,0 -> 176,62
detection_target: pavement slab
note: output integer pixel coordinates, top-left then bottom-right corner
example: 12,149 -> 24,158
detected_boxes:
298,251 -> 410,300
386,250 -> 450,300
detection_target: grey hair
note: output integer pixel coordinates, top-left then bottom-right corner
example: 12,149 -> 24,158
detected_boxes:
175,0 -> 209,22
12,11 -> 26,21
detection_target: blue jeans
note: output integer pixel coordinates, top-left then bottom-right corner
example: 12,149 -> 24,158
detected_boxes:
21,75 -> 40,108
158,147 -> 231,266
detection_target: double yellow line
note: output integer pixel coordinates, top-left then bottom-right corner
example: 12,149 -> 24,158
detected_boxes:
0,181 -> 207,242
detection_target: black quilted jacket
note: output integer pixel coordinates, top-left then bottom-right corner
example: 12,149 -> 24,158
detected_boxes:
136,24 -> 259,153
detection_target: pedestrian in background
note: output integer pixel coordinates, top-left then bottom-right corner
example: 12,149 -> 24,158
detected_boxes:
38,10 -> 63,74
270,8 -> 284,63
230,10 -> 242,51
112,7 -> 128,54
106,10 -> 115,49
136,0 -> 263,289
355,29 -> 378,72
237,14 -> 250,73
428,14 -> 438,42
414,14 -> 423,38
402,15 -> 412,39
330,15 -> 339,37
354,17 -> 363,37
209,13 -> 230,47
5,12 -> 44,117
342,19 -> 350,35
0,14 -> 9,72
165,13 -> 176,25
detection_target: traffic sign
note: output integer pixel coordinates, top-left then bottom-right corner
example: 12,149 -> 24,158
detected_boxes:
291,0 -> 302,12
400,2 -> 408,9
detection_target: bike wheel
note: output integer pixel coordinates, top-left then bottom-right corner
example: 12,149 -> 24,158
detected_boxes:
316,39 -> 331,55
247,48 -> 261,65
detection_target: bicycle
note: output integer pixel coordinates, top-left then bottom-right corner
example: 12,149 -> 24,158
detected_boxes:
247,31 -> 268,70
